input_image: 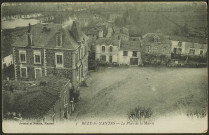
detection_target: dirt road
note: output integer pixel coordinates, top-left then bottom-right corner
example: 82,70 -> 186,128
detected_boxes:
70,67 -> 207,121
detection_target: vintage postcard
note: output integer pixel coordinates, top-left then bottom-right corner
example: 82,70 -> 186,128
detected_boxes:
1,2 -> 208,133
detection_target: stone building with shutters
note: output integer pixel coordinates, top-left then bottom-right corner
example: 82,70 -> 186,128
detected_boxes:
12,21 -> 88,90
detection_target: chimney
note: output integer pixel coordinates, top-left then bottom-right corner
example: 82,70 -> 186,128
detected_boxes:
27,23 -> 33,46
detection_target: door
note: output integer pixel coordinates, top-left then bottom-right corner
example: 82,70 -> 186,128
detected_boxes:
109,56 -> 112,63
35,68 -> 42,79
174,48 -> 177,54
130,58 -> 138,65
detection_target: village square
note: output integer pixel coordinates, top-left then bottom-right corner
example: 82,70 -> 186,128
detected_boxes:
2,2 -> 207,124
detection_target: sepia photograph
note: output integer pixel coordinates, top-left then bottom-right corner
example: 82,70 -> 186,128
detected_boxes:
1,2 -> 208,133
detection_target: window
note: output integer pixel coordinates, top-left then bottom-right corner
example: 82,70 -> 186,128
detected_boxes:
34,50 -> 41,64
123,51 -> 128,56
189,49 -> 195,55
19,50 -> 26,63
178,41 -> 182,47
101,55 -> 106,61
20,67 -> 27,78
56,33 -> 62,47
55,52 -> 63,67
102,46 -> 105,52
133,51 -> 137,57
200,50 -> 203,55
118,35 -> 120,40
110,46 -> 113,52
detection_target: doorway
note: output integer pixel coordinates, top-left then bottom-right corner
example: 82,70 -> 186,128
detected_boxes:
35,68 -> 42,79
130,58 -> 138,65
109,55 -> 112,63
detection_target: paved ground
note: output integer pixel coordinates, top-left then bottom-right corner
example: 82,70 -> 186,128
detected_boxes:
70,67 -> 208,121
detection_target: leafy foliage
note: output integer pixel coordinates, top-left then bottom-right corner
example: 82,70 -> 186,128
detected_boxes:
128,106 -> 153,120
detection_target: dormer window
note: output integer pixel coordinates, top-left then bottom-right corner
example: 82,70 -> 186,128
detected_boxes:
56,32 -> 62,47
82,38 -> 85,44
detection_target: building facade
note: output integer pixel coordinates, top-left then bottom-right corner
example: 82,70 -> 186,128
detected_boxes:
12,22 -> 88,90
141,33 -> 172,57
2,54 -> 13,69
118,41 -> 142,65
95,38 -> 142,66
95,38 -> 120,63
171,40 -> 207,57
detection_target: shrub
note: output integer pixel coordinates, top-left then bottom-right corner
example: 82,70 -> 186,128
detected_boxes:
186,109 -> 207,118
128,106 -> 153,120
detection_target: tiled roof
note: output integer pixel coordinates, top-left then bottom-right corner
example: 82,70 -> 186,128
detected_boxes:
94,38 -> 120,46
15,75 -> 69,119
184,42 -> 207,49
87,27 -> 99,35
87,25 -> 107,36
120,41 -> 141,51
12,22 -> 86,50
70,21 -> 84,43
112,26 -> 129,36
142,33 -> 171,44
170,35 -> 207,44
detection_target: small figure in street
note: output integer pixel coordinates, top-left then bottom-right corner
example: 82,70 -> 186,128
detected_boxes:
70,98 -> 76,112
9,84 -> 14,93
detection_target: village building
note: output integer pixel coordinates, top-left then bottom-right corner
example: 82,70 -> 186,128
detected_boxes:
170,36 -> 207,58
86,26 -> 107,41
141,32 -> 172,64
129,33 -> 142,41
3,75 -> 75,121
118,41 -> 142,66
95,38 -> 142,66
141,32 -> 172,57
95,38 -> 120,63
2,54 -> 13,69
112,26 -> 129,41
12,21 -> 88,91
